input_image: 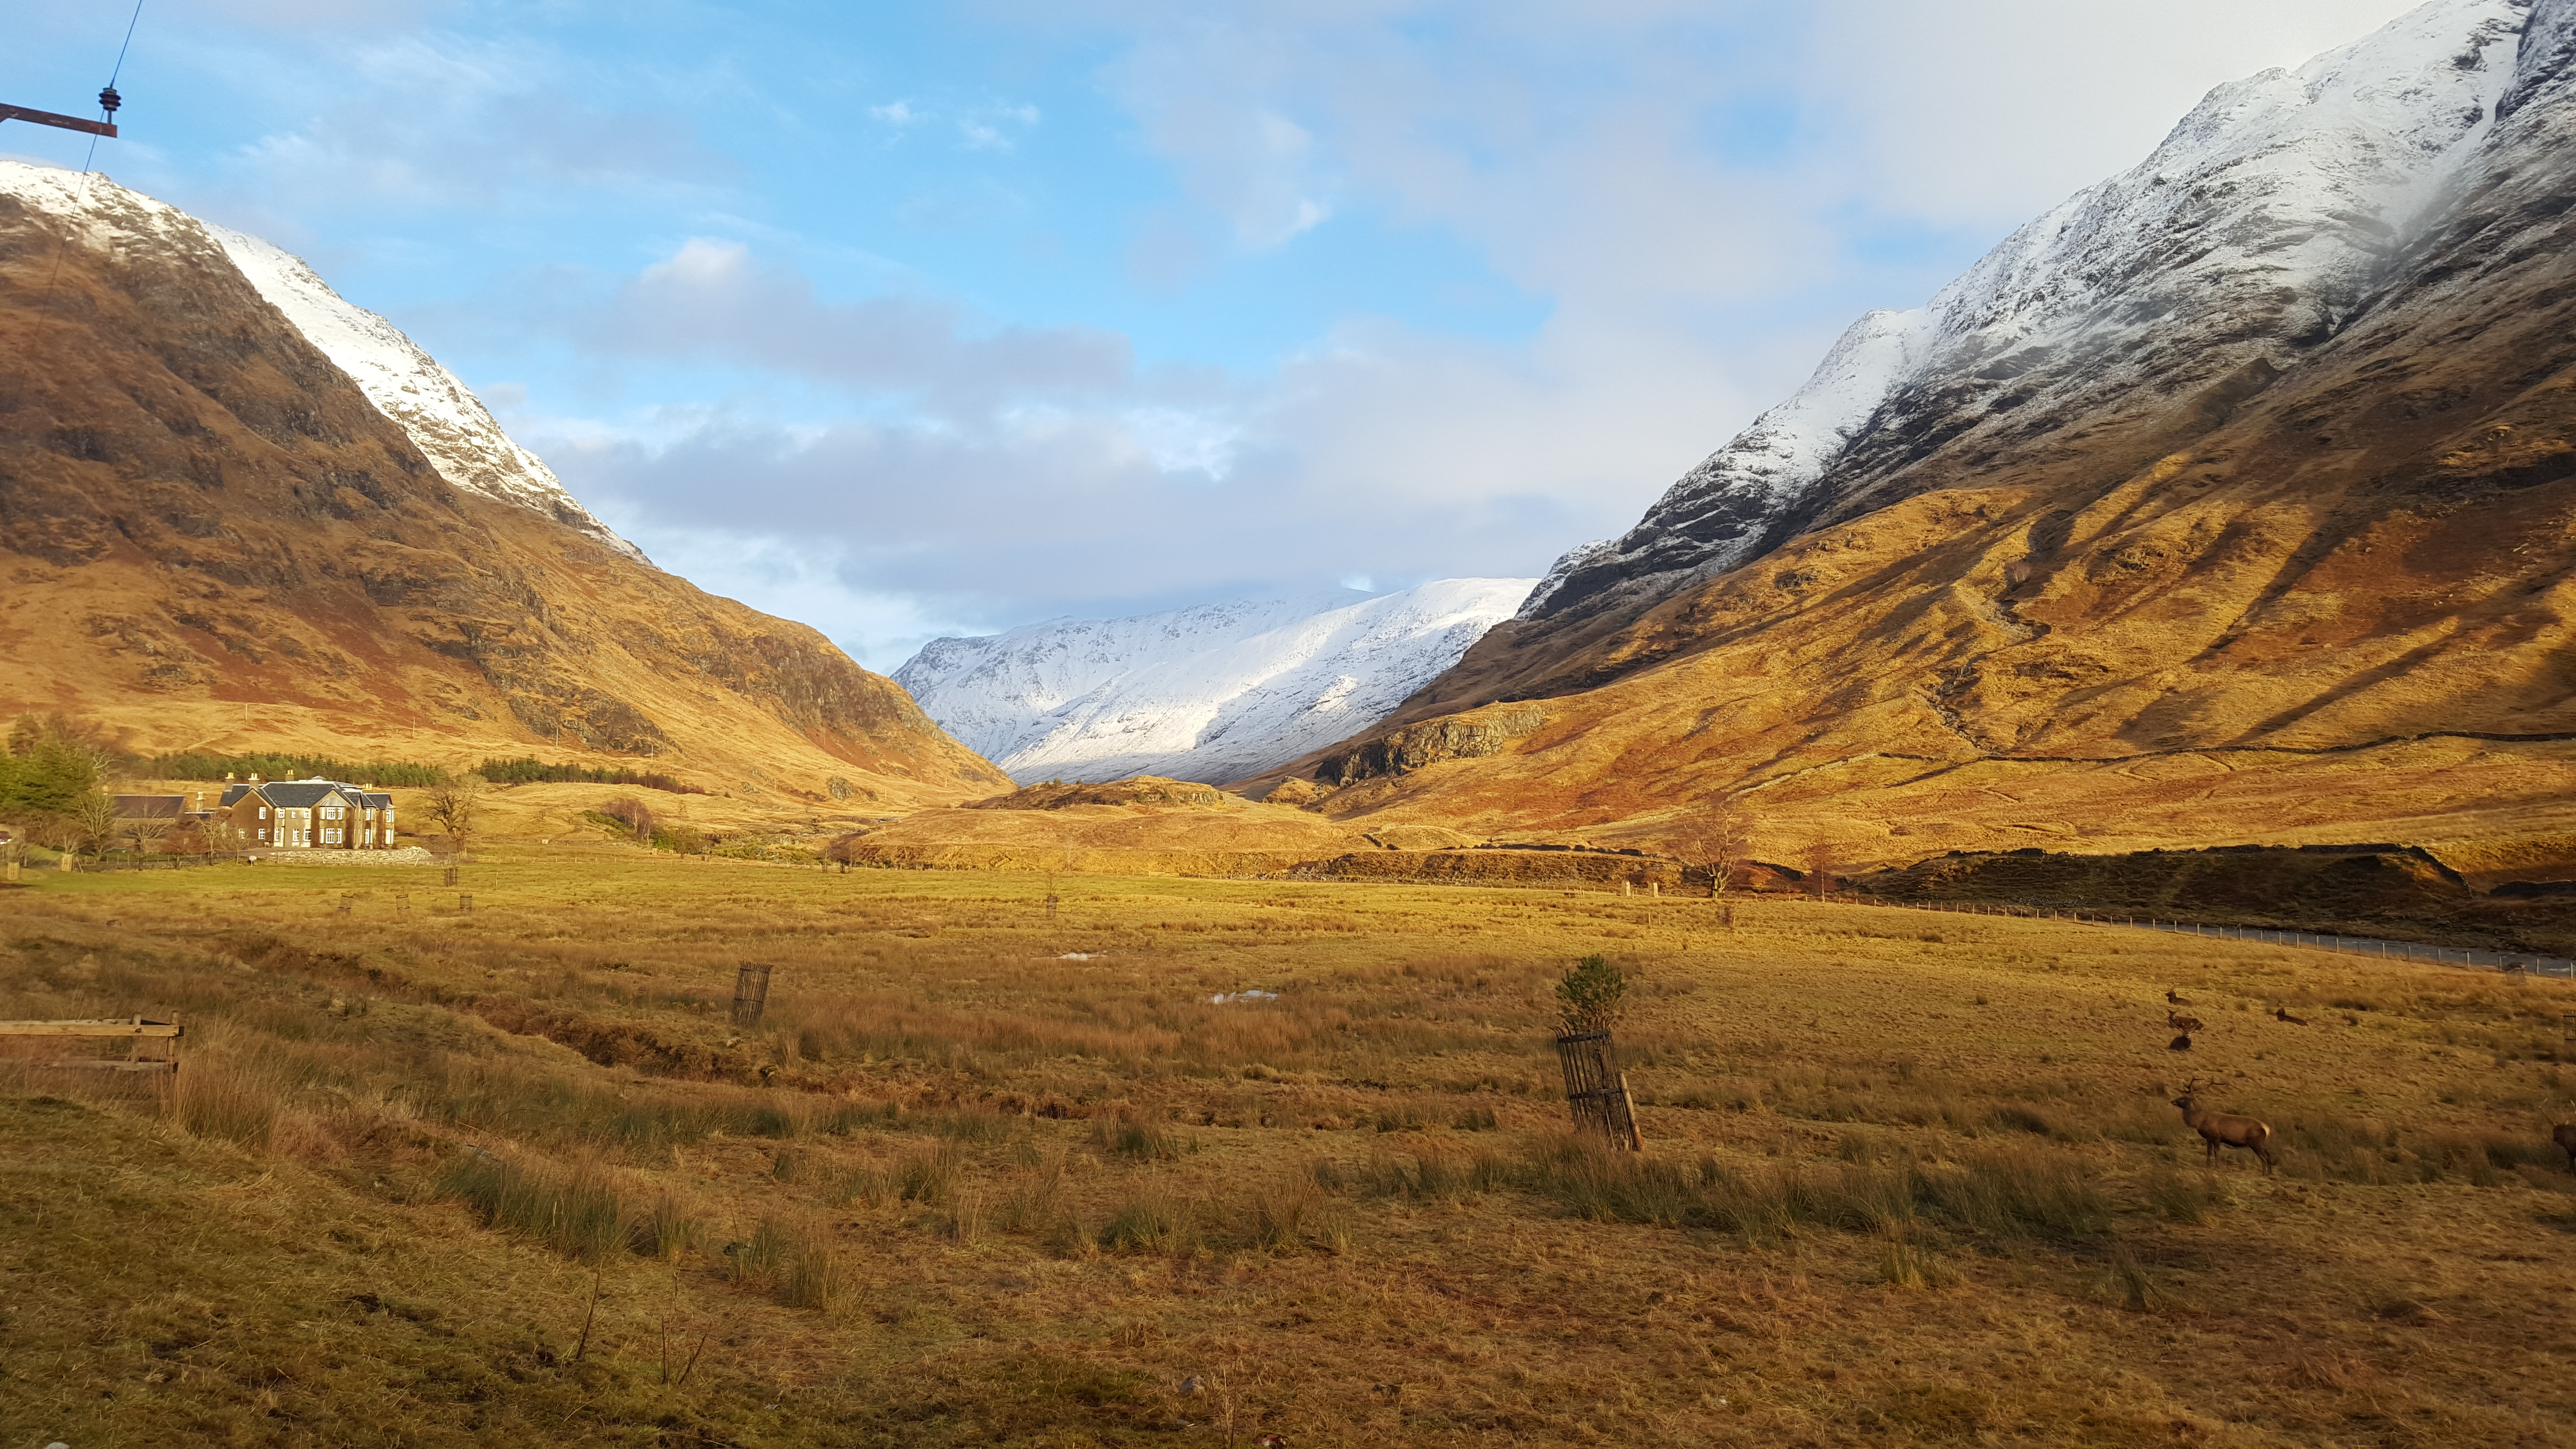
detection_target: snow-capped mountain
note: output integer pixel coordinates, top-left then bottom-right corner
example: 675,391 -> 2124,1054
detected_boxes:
206,225 -> 647,564
1521,0 -> 2532,627
0,161 -> 639,563
896,580 -> 1537,785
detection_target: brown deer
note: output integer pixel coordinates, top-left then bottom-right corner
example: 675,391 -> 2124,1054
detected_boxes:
2274,1006 -> 2310,1025
2167,1033 -> 2192,1052
2167,1011 -> 2205,1033
2166,989 -> 2192,1005
2555,1123 -> 2576,1174
2173,1081 -> 2274,1174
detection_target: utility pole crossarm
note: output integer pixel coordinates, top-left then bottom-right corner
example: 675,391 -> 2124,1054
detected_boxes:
0,103 -> 117,138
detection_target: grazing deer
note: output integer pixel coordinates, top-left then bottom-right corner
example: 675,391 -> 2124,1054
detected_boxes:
2167,989 -> 2192,1005
2275,1006 -> 2310,1025
2167,1011 -> 2205,1033
2167,1033 -> 2192,1052
2173,1081 -> 2274,1174
2555,1123 -> 2576,1174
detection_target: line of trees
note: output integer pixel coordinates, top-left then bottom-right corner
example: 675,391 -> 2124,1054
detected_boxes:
150,750 -> 448,787
475,757 -> 706,794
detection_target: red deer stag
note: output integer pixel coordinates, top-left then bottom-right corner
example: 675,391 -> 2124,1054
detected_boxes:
2166,989 -> 2192,1005
2555,1123 -> 2576,1174
2167,1011 -> 2205,1033
2172,1081 -> 2274,1173
2274,1006 -> 2310,1025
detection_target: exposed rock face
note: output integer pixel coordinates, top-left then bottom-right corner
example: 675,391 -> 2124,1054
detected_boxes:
1274,0 -> 2576,855
1315,703 -> 1545,787
964,776 -> 1230,810
0,161 -> 1007,802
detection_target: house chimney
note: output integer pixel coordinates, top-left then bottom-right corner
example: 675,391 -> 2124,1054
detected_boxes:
249,773 -> 260,783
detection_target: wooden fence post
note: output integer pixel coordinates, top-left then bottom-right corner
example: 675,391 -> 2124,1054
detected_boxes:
731,965 -> 775,1029
1554,1030 -> 1642,1150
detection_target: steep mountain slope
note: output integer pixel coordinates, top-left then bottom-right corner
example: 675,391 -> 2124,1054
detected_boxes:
0,160 -> 1008,805
209,223 -> 645,564
1250,0 -> 2576,863
895,579 -> 1533,785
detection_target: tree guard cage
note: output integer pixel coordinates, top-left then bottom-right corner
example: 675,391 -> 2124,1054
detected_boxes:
731,965 -> 775,1029
1554,1030 -> 1642,1150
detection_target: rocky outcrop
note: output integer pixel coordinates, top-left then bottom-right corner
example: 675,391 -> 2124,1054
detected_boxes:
1315,703 -> 1545,787
964,776 -> 1231,810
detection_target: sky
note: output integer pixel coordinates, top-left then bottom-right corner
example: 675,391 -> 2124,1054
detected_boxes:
6,0 -> 2425,671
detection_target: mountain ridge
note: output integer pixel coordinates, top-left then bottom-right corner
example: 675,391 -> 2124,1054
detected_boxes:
0,159 -> 1008,807
895,578 -> 1534,786
1232,0 -> 2576,868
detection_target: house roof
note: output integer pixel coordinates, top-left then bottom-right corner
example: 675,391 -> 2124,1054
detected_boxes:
112,795 -> 187,819
358,792 -> 393,808
222,779 -> 373,809
258,781 -> 356,808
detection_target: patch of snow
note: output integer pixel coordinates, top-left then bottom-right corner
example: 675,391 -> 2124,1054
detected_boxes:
0,160 -> 643,562
207,225 -> 649,564
898,578 -> 1537,784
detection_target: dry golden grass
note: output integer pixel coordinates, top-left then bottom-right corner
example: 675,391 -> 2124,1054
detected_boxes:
3,845 -> 2574,1446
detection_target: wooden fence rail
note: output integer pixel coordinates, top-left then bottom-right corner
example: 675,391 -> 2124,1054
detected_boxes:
0,1016 -> 182,1074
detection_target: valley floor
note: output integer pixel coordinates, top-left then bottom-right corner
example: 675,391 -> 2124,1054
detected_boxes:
1,849 -> 2571,1447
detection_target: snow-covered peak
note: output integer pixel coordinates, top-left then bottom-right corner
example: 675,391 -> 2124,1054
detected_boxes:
206,225 -> 648,564
897,579 -> 1537,784
1524,0 -> 2533,626
0,160 -> 641,562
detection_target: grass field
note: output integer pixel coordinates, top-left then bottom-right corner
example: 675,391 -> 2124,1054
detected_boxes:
3,845 -> 2573,1447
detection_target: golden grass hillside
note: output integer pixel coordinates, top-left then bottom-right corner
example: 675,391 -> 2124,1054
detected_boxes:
4,848 -> 2574,1446
0,169 -> 1007,808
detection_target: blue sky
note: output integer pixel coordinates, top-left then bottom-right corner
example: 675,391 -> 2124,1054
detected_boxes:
7,0 -> 2417,670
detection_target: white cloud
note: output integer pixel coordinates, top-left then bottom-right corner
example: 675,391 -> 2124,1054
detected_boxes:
529,0 -> 2432,662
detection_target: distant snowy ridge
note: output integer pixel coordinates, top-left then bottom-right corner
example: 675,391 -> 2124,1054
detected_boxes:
897,579 -> 1537,786
1525,0 -> 2532,624
208,226 -> 648,564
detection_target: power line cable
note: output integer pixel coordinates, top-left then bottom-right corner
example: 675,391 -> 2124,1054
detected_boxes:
33,0 -> 149,309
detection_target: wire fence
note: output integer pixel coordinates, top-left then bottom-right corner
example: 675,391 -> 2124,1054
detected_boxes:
1823,891 -> 2576,982
64,853 -> 255,872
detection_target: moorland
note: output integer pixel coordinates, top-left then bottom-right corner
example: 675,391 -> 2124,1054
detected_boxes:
3,846 -> 2572,1447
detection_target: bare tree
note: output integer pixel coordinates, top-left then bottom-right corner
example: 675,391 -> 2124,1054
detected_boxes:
73,790 -> 118,860
124,816 -> 173,856
420,774 -> 488,845
1807,845 -> 1839,901
1672,794 -> 1756,901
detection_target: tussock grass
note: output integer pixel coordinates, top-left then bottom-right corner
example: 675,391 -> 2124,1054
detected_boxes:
174,1054 -> 286,1150
436,1150 -> 683,1264
7,847 -> 2576,1445
1523,1137 -> 2108,1243
1099,1181 -> 1197,1255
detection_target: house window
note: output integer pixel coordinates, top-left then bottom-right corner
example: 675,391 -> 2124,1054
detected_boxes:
258,806 -> 269,819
